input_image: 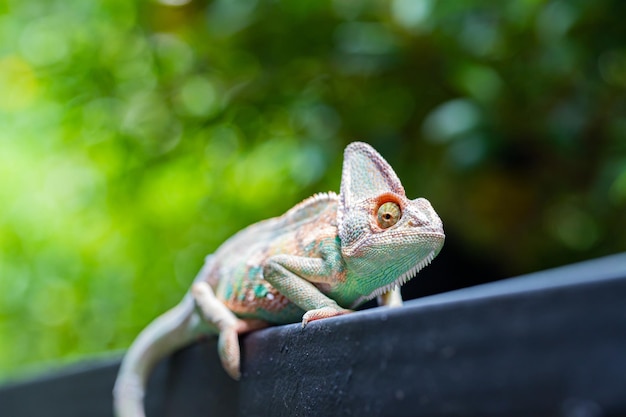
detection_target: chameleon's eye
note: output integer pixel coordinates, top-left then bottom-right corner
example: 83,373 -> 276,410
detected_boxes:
377,202 -> 401,229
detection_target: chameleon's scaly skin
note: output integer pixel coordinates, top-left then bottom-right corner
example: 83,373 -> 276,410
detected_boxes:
209,193 -> 342,323
113,142 -> 445,417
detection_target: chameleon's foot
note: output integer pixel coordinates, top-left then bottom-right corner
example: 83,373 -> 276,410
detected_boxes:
192,281 -> 244,380
302,306 -> 352,327
218,327 -> 241,380
377,286 -> 403,307
218,319 -> 269,380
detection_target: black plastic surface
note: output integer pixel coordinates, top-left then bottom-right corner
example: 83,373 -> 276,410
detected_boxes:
1,253 -> 625,417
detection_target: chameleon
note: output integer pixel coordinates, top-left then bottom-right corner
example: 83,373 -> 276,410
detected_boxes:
113,141 -> 445,417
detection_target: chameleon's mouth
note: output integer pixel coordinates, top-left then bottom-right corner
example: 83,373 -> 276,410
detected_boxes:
350,250 -> 437,308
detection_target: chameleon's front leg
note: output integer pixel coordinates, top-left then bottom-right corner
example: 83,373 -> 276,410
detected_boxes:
378,287 -> 403,307
191,282 -> 267,379
263,255 -> 352,326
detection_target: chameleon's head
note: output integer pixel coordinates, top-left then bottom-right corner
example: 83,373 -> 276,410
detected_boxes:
337,142 -> 445,308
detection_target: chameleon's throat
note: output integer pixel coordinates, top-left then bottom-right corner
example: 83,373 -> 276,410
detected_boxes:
350,250 -> 436,309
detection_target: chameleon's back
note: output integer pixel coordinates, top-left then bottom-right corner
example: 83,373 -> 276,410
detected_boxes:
207,192 -> 342,323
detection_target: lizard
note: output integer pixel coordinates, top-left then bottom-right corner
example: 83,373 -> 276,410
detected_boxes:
113,141 -> 445,417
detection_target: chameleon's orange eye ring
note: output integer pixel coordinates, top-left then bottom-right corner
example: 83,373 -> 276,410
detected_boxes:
377,201 -> 401,228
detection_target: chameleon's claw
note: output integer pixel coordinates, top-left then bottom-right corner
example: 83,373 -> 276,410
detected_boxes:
301,307 -> 353,327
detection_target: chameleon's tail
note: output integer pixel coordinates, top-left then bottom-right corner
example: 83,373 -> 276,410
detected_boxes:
113,293 -> 201,417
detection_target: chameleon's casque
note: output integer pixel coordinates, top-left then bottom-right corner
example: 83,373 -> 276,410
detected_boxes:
113,142 -> 444,417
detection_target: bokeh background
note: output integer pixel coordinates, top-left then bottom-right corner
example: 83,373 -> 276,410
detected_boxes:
1,0 -> 625,380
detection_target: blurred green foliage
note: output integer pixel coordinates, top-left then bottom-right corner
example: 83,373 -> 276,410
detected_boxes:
1,0 -> 625,379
